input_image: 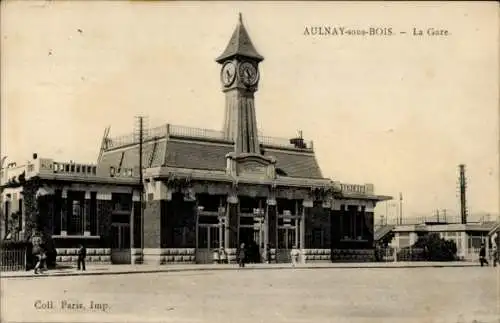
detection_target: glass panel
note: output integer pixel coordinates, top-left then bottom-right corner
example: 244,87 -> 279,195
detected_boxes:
111,226 -> 119,249
278,229 -> 286,248
198,226 -> 208,248
210,227 -> 219,248
287,229 -> 296,248
121,226 -> 130,250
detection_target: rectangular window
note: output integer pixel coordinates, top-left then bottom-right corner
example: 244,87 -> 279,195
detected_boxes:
112,193 -> 132,212
18,199 -> 23,231
4,201 -> 10,238
90,192 -> 98,235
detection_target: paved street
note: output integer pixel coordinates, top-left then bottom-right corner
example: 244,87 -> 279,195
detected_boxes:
1,266 -> 499,323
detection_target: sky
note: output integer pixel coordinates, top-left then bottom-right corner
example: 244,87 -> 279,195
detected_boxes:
1,1 -> 499,220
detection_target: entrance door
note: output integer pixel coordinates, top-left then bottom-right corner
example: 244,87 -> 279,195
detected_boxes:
276,227 -> 297,263
111,223 -> 131,264
196,225 -> 219,264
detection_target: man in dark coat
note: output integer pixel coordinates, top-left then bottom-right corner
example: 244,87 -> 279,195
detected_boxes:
479,243 -> 488,267
237,243 -> 246,268
77,244 -> 87,271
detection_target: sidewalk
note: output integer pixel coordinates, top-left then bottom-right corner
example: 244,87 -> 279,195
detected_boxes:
0,261 -> 481,279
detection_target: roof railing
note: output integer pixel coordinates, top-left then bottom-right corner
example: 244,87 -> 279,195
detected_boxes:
105,124 -> 316,150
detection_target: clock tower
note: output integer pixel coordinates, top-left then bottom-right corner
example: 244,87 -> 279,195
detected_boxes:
216,13 -> 264,154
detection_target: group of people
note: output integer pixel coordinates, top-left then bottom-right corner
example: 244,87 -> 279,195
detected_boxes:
235,242 -> 301,268
31,238 -> 87,274
479,243 -> 498,267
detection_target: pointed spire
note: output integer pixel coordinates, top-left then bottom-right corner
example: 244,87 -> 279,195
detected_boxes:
216,14 -> 264,63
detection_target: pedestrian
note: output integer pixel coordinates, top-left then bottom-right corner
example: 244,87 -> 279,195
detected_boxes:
290,245 -> 299,267
266,244 -> 271,264
479,243 -> 489,267
77,244 -> 86,271
219,247 -> 227,264
33,246 -> 47,274
492,245 -> 498,267
237,243 -> 246,268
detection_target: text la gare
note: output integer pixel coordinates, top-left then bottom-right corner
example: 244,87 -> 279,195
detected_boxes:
413,27 -> 449,36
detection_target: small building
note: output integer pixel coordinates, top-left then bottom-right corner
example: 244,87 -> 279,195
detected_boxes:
377,220 -> 499,261
1,15 -> 391,265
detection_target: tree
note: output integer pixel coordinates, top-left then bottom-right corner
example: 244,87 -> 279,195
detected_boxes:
414,233 -> 457,261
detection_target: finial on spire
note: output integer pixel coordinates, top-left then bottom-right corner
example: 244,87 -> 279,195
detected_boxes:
239,12 -> 243,23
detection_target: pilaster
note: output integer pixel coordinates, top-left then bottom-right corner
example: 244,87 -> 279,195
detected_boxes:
83,191 -> 91,236
266,195 -> 277,249
225,192 -> 239,250
60,189 -> 68,236
143,181 -> 172,264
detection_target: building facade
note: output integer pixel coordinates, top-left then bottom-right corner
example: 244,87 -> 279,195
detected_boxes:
1,15 -> 391,265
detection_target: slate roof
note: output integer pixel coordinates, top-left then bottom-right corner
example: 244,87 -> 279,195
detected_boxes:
263,148 -> 324,179
97,134 -> 326,181
97,138 -> 167,177
165,140 -> 233,171
216,14 -> 264,63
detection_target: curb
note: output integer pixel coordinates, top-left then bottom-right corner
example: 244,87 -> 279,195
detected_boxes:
0,263 -> 480,279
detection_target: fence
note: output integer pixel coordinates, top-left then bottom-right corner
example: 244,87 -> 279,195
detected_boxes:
375,247 -> 426,262
0,248 -> 26,271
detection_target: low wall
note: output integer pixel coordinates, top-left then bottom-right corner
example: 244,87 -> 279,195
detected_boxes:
56,248 -> 111,264
142,248 -> 196,265
302,249 -> 331,262
331,249 -> 375,262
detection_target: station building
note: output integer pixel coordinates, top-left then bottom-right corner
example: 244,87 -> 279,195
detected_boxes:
0,15 -> 391,265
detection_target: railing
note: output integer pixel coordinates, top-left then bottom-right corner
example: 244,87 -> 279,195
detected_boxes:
340,183 -> 367,194
53,162 -> 97,176
169,125 -> 225,140
0,248 -> 26,271
375,247 -> 426,262
105,123 -> 316,150
381,215 -> 479,226
259,135 -> 313,150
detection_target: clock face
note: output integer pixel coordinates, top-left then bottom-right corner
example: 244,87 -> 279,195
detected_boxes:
221,62 -> 236,87
239,62 -> 259,86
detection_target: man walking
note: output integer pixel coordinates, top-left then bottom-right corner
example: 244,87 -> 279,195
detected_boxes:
479,243 -> 489,267
77,244 -> 86,271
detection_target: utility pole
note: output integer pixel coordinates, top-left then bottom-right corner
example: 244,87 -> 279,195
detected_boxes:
458,164 -> 468,224
399,192 -> 403,225
134,116 -> 148,256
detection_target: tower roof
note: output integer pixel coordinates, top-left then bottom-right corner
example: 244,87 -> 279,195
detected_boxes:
216,13 -> 264,63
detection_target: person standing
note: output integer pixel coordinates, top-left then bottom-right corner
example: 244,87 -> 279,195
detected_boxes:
77,244 -> 86,271
290,245 -> 299,267
237,243 -> 246,268
491,246 -> 498,267
479,243 -> 489,267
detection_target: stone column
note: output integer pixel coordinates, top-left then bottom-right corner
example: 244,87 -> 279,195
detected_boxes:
143,181 -> 171,265
225,193 -> 238,249
60,189 -> 68,236
300,199 -> 313,263
131,191 -> 141,264
266,197 -> 277,248
83,191 -> 91,236
301,199 -> 313,249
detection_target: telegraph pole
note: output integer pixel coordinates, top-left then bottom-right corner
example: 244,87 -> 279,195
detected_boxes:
458,164 -> 468,224
399,192 -> 403,225
134,116 -> 148,255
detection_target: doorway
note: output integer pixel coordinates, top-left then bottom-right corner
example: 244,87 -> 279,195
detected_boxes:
111,223 -> 131,264
276,226 -> 297,263
196,225 -> 220,264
